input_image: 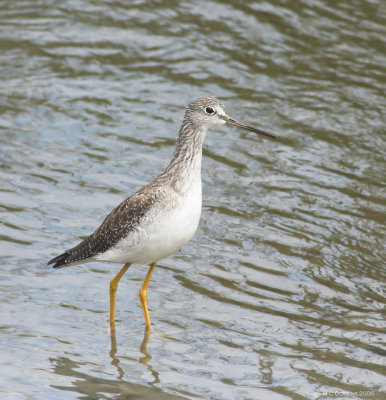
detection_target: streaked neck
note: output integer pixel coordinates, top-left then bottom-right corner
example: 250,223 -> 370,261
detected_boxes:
166,119 -> 207,178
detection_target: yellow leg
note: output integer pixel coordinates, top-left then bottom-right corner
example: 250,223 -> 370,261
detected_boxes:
139,263 -> 156,327
110,263 -> 131,329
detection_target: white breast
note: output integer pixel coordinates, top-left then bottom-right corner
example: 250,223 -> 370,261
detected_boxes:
97,178 -> 202,265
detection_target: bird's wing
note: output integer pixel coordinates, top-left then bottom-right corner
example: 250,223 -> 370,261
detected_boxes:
48,189 -> 160,268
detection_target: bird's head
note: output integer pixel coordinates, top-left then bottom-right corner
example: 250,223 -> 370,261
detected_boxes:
185,96 -> 276,138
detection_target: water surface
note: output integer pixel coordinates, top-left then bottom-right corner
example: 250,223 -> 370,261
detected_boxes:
0,1 -> 385,399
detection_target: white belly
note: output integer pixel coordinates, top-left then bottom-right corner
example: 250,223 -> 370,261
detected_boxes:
96,180 -> 202,264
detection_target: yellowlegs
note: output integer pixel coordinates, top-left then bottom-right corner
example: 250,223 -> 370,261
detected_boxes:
48,96 -> 276,330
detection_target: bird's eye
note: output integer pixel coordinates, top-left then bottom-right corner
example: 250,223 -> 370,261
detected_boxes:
205,106 -> 215,115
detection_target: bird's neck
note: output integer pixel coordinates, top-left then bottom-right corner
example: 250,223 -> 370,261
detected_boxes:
165,120 -> 207,181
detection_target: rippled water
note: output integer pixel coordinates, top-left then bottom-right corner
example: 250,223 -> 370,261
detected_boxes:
1,1 -> 385,399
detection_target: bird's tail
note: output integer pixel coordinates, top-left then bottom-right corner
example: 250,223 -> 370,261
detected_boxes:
47,252 -> 71,268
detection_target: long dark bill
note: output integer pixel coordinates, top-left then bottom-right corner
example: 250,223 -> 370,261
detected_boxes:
224,116 -> 277,139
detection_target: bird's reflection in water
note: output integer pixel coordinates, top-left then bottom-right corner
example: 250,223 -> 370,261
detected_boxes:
109,325 -> 125,379
109,324 -> 160,384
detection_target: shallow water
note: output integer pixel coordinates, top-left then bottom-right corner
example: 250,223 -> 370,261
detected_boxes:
1,0 -> 385,399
